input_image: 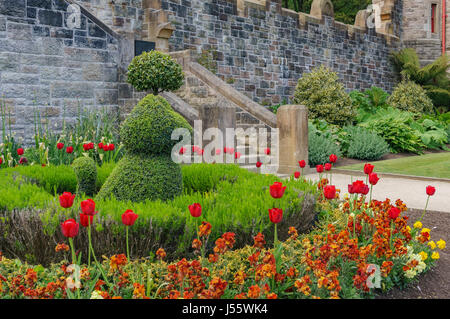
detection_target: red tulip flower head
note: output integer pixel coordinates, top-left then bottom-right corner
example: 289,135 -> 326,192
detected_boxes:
269,182 -> 286,199
80,199 -> 96,216
0,157 -> 3,165
122,209 -> 138,226
294,171 -> 301,179
324,163 -> 332,171
61,219 -> 79,238
426,186 -> 436,196
323,185 -> 336,200
256,161 -> 262,168
316,165 -> 324,173
369,173 -> 380,186
188,203 -> 202,218
102,144 -> 109,152
348,180 -> 369,195
299,160 -> 306,168
59,192 -> 75,209
179,147 -> 186,155
265,148 -> 271,155
235,152 -> 241,159
388,207 -> 401,220
108,144 -> 115,151
57,143 -> 64,150
329,154 -> 338,163
98,142 -> 104,149
66,146 -> 73,154
269,208 -> 283,224
364,163 -> 375,175
17,148 -> 24,156
80,213 -> 94,228
215,149 -> 222,155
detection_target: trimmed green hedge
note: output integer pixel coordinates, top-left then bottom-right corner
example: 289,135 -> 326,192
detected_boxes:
96,153 -> 183,202
72,157 -> 97,196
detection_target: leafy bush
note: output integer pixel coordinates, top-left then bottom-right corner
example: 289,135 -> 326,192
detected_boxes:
387,80 -> 434,115
72,156 -> 97,196
308,122 -> 342,166
127,51 -> 184,94
411,119 -> 449,150
293,66 -> 356,126
345,126 -> 390,160
120,94 -> 192,156
96,153 -> 183,203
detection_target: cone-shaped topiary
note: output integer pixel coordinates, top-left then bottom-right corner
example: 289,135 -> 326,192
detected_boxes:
72,156 -> 97,196
97,94 -> 192,202
120,94 -> 192,155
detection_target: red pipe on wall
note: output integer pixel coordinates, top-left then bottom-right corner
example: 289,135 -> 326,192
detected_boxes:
443,0 -> 447,55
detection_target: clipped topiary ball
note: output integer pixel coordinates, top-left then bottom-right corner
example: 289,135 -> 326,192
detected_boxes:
96,153 -> 182,202
120,94 -> 192,155
387,80 -> 434,115
293,66 -> 356,126
127,50 -> 184,95
72,156 -> 97,196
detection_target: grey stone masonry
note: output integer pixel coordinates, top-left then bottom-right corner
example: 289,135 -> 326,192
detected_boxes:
162,0 -> 402,105
0,0 -> 122,145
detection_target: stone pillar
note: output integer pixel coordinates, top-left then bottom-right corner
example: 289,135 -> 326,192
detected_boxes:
276,105 -> 309,175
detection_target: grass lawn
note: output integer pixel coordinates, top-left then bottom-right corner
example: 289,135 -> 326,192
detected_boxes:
339,152 -> 450,179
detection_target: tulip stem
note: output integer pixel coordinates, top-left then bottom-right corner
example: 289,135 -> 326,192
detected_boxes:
68,238 -> 76,265
274,224 -> 278,248
419,196 -> 430,223
87,222 -> 92,267
126,226 -> 130,261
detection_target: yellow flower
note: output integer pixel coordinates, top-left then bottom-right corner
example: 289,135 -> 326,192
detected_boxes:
437,239 -> 446,250
406,226 -> 411,232
428,241 -> 437,249
431,252 -> 440,260
421,228 -> 431,235
413,221 -> 423,229
419,251 -> 428,261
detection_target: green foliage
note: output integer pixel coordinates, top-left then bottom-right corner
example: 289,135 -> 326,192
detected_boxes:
308,121 -> 342,166
120,94 -> 192,156
197,49 -> 218,74
96,153 -> 183,203
387,80 -> 434,115
72,156 -> 97,196
345,126 -> 389,160
391,49 -> 450,110
350,86 -> 390,118
127,51 -> 184,94
410,119 -> 449,150
359,108 -> 426,153
293,66 -> 356,126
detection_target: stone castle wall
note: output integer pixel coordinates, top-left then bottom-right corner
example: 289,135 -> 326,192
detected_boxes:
162,0 -> 402,105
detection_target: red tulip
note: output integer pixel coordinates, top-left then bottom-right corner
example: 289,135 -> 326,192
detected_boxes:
348,180 -> 369,195
329,154 -> 337,163
0,157 -> 3,165
269,208 -> 283,224
59,192 -> 75,208
19,157 -> 28,165
299,160 -> 306,168
83,144 -> 90,151
316,165 -> 324,173
122,209 -> 138,226
80,213 -> 94,228
235,152 -> 241,159
57,143 -> 64,150
256,161 -> 262,168
17,148 -> 24,156
179,147 -> 186,155
323,185 -> 336,200
108,144 -> 115,151
102,145 -> 109,152
188,203 -> 202,218
369,173 -> 380,186
324,163 -> 332,171
215,149 -> 222,155
98,142 -> 104,149
388,207 -> 401,220
294,171 -> 301,179
66,146 -> 73,154
426,186 -> 436,196
269,182 -> 286,199
80,199 -> 96,216
265,148 -> 271,155
61,219 -> 79,238
364,163 -> 375,175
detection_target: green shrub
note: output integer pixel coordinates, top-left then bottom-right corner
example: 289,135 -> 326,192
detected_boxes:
387,80 -> 434,115
127,50 -> 184,94
96,153 -> 183,202
72,156 -> 97,196
345,127 -> 389,160
308,133 -> 342,166
120,94 -> 192,156
293,66 -> 356,126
